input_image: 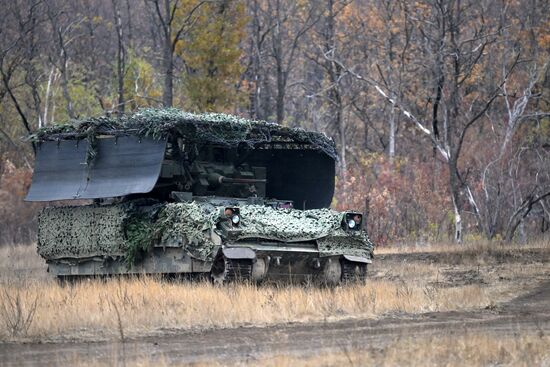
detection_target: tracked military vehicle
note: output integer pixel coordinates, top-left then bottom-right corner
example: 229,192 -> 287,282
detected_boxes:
26,109 -> 374,284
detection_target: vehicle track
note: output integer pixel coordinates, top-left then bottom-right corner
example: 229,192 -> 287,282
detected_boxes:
2,279 -> 549,366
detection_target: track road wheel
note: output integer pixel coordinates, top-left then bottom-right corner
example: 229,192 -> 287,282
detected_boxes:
210,254 -> 253,284
318,258 -> 342,286
341,260 -> 367,284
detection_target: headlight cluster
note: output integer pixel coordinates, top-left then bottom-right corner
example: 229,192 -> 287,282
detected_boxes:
343,212 -> 362,231
224,207 -> 240,227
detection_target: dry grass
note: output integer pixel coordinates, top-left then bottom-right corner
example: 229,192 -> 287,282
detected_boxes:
251,332 -> 550,367
0,244 -> 47,281
0,277 -> 495,342
0,242 -> 547,342
54,332 -> 550,366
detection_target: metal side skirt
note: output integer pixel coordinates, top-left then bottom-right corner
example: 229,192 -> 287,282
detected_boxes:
46,248 -> 210,276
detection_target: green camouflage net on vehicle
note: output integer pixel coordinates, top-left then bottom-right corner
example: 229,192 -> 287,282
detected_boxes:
234,206 -> 373,257
316,230 -> 374,258
37,201 -> 221,263
123,204 -> 163,266
28,108 -> 337,162
37,204 -> 131,259
236,206 -> 343,242
37,201 -> 373,263
154,202 -> 220,261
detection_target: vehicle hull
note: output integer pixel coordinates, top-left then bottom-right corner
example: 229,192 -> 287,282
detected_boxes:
46,244 -> 371,284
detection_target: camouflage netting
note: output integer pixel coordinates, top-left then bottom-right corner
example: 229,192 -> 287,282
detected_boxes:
155,202 -> 220,261
37,201 -> 373,263
236,206 -> 342,242
236,206 -> 373,257
37,201 -> 219,262
38,204 -> 131,259
317,232 -> 374,258
28,108 -> 337,161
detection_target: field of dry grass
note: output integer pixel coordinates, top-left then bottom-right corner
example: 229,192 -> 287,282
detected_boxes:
0,240 -> 548,343
29,331 -> 550,367
244,332 -> 550,367
0,276 -> 496,342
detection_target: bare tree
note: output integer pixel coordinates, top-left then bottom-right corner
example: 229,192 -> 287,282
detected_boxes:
0,0 -> 48,155
112,0 -> 126,114
146,0 -> 205,107
244,0 -> 275,119
268,0 -> 320,124
45,1 -> 87,119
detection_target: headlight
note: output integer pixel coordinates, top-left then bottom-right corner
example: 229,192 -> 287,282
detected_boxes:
231,214 -> 240,225
224,207 -> 240,227
342,212 -> 362,231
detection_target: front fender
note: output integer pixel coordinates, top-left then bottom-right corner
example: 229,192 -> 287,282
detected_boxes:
343,254 -> 372,264
222,247 -> 256,260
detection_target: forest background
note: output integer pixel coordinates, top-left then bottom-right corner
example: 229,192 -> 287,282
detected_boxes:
0,0 -> 549,247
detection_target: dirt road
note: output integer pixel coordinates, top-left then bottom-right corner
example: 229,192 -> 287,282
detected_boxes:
2,277 -> 549,366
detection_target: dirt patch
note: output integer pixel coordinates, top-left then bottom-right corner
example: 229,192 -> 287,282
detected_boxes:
375,247 -> 550,265
439,269 -> 486,286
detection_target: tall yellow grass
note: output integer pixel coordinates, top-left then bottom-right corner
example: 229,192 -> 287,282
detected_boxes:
0,241 -> 547,342
0,277 -> 493,341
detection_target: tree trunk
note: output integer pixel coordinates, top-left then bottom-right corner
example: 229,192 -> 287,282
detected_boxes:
389,106 -> 395,162
274,0 -> 285,124
126,0 -> 133,49
162,37 -> 173,107
60,51 -> 74,119
162,0 -> 173,107
276,67 -> 285,124
42,66 -> 56,127
452,194 -> 463,243
449,157 -> 463,243
113,0 -> 126,114
337,103 -> 346,174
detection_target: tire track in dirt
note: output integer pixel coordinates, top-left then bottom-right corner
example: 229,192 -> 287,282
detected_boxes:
2,280 -> 549,366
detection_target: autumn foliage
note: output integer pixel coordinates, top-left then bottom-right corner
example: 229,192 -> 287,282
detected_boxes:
0,0 -> 549,245
0,161 -> 42,245
334,155 -> 450,246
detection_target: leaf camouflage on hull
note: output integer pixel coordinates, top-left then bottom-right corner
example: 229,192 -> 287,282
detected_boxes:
37,200 -> 373,265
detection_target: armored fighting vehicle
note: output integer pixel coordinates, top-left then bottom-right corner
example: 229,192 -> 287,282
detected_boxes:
26,109 -> 374,284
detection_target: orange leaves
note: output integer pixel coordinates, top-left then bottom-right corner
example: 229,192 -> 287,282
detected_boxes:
333,154 -> 450,245
0,159 -> 43,245
0,160 -> 31,198
537,22 -> 550,50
